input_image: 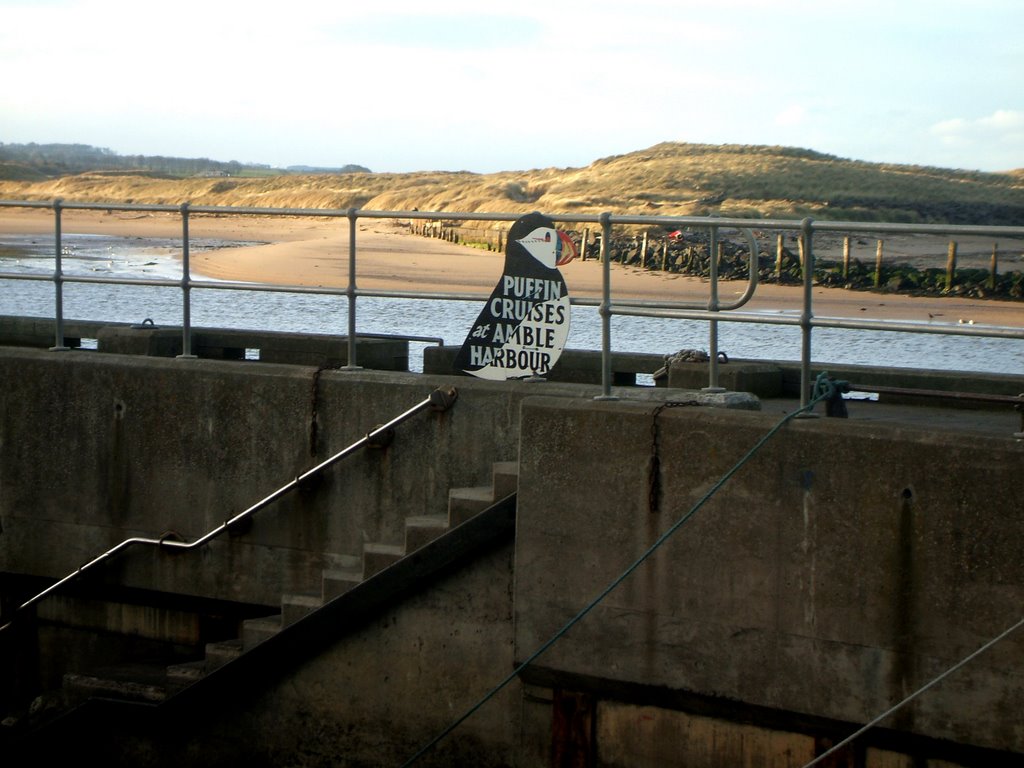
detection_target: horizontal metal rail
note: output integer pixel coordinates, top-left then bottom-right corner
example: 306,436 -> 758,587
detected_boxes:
845,384 -> 1024,440
1,199 -> 1022,401
0,386 -> 458,634
845,385 -> 1024,405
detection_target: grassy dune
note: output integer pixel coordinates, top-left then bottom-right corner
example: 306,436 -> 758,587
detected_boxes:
1,143 -> 1022,225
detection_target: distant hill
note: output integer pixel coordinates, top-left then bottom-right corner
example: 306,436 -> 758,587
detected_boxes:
285,164 -> 371,174
1,141 -> 1022,225
0,142 -> 370,181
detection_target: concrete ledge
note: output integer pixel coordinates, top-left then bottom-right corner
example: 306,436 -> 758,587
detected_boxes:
0,317 -> 409,370
668,357 -> 1024,408
97,326 -> 409,370
667,361 -> 784,397
0,315 -> 95,349
424,345 -> 666,386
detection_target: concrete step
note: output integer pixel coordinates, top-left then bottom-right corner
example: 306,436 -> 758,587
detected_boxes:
492,460 -> 519,499
448,460 -> 519,525
448,486 -> 495,526
165,659 -> 206,693
363,542 -> 405,578
204,639 -> 244,672
404,514 -> 450,552
242,615 -> 282,650
322,567 -> 364,601
63,668 -> 168,704
281,593 -> 323,627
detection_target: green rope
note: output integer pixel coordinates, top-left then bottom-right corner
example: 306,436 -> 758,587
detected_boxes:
399,373 -> 839,767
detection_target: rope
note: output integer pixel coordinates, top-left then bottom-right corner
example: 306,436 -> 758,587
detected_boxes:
801,616 -> 1024,767
399,373 -> 839,767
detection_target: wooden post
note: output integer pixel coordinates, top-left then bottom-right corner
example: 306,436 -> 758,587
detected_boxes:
798,235 -> 806,270
661,239 -> 668,271
989,242 -> 998,290
580,228 -> 589,261
946,240 -> 957,290
874,239 -> 884,288
843,236 -> 851,280
776,234 -> 784,280
717,242 -> 724,271
641,231 -> 649,268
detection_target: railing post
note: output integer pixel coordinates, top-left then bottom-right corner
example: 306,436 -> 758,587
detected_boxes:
343,207 -> 362,370
775,233 -> 784,281
177,202 -> 196,359
799,217 -> 816,412
704,223 -> 725,392
594,212 -> 617,401
946,240 -> 958,291
989,242 -> 998,291
50,198 -> 69,351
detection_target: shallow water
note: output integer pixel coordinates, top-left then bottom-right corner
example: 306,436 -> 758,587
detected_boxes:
1,234 -> 1021,376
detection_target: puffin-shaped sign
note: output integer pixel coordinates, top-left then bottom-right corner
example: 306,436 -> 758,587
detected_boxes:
454,212 -> 577,380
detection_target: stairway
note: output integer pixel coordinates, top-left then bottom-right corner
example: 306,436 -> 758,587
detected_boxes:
57,461 -> 519,706
243,460 -> 518,647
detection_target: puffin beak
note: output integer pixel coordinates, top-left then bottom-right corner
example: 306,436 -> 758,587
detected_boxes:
555,230 -> 578,267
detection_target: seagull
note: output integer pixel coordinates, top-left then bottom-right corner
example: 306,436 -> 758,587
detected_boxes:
454,211 -> 577,380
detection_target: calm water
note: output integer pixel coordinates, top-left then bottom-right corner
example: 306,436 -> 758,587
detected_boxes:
1,233 -> 1022,376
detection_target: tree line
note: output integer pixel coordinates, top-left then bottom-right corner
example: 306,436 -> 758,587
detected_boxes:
0,142 -> 369,180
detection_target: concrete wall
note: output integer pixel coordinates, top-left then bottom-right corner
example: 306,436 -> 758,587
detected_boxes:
0,346 -> 597,608
514,396 -> 1024,761
2,345 -> 1023,765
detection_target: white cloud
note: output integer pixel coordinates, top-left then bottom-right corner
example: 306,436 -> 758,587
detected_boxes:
930,110 -> 1024,150
923,110 -> 1024,170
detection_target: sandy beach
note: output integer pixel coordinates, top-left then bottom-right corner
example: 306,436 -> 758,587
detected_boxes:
1,207 -> 1021,327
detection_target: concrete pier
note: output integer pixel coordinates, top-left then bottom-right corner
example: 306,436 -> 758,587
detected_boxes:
1,334 -> 1022,766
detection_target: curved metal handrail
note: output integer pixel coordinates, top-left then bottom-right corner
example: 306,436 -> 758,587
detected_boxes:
0,385 -> 458,634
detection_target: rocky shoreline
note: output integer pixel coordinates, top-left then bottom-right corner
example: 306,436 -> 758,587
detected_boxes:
590,229 -> 1024,301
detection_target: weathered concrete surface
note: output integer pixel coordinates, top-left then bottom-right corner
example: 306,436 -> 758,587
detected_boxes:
0,316 -> 410,369
0,348 -> 516,606
18,543 -> 522,768
3,344 -> 1023,765
514,396 -> 1024,757
0,346 -> 748,609
668,356 -> 1024,406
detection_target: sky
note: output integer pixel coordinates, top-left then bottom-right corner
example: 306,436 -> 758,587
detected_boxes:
1,0 -> 1022,174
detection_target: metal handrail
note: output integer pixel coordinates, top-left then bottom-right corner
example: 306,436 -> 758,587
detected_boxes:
0,385 -> 458,634
1,200 -> 1022,401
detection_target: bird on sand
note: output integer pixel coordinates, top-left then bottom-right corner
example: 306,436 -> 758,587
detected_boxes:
454,211 -> 577,380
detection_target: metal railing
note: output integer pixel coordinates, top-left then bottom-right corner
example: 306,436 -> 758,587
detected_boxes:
1,199 -> 1023,405
0,385 -> 459,633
